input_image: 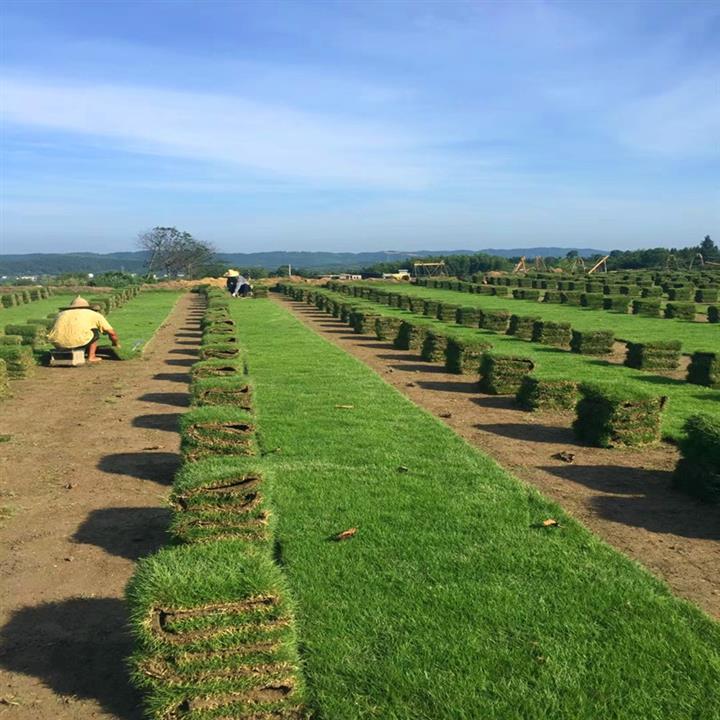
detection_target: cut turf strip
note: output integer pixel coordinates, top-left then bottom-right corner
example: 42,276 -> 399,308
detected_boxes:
229,297 -> 720,720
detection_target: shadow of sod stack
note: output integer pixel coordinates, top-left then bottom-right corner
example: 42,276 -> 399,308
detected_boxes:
573,383 -> 667,448
126,286 -> 308,720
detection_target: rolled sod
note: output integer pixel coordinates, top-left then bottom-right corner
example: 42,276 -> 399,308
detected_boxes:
0,335 -> 23,345
603,295 -> 630,312
395,320 -> 430,351
126,541 -> 306,720
198,342 -> 244,361
708,305 -> 719,323
201,332 -> 238,347
664,302 -> 696,320
445,337 -> 493,375
632,298 -> 661,317
573,383 -> 666,448
374,316 -> 403,342
3,323 -> 46,347
456,306 -> 481,327
696,288 -> 719,303
180,405 -> 257,461
542,290 -> 562,303
480,309 -> 510,332
479,353 -> 535,395
1,294 -> 17,308
423,300 -> 440,317
581,293 -> 604,309
507,314 -> 540,340
686,352 -> 720,388
437,303 -> 460,322
0,359 -> 8,398
190,375 -> 254,410
252,286 -> 269,298
0,345 -> 34,378
351,310 -> 381,335
672,414 -> 720,503
570,329 -> 615,356
625,341 -> 681,371
190,357 -> 247,379
516,375 -> 578,411
421,330 -> 450,363
532,320 -> 572,348
409,297 -> 426,314
668,286 -> 695,301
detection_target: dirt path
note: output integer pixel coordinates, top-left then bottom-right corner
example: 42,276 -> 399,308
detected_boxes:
279,298 -> 720,619
0,293 -> 202,719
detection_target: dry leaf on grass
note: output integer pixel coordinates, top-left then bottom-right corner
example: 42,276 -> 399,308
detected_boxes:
542,519 -> 559,527
333,528 -> 358,541
335,404 -> 354,409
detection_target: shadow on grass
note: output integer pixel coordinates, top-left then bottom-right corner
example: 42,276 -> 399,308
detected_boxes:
475,421 -> 573,444
72,506 -> 170,560
132,413 -> 181,431
540,464 -> 720,540
0,598 -> 143,719
98,451 -> 179,484
138,392 -> 190,408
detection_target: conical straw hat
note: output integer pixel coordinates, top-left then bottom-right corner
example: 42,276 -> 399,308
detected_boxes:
61,296 -> 91,310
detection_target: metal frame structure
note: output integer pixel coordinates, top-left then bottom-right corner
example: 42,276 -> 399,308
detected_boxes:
413,261 -> 448,278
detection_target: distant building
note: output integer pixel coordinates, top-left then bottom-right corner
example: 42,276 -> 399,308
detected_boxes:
320,273 -> 363,280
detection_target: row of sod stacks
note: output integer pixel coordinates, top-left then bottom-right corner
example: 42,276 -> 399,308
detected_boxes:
516,376 -> 578,411
0,359 -> 8,398
672,414 -> 720,503
3,323 -> 46,347
664,303 -> 696,320
625,341 -> 681,371
481,309 -> 510,332
421,330 -> 450,363
507,314 -> 538,340
709,306 -> 719,323
573,383 -> 666,447
479,353 -> 535,394
570,329 -> 615,356
0,286 -> 54,308
127,286 -> 307,719
687,352 -> 720,388
0,344 -> 35,378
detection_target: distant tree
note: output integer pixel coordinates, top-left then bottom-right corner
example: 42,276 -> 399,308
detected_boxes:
138,227 -> 215,278
565,250 -> 579,259
700,235 -> 719,261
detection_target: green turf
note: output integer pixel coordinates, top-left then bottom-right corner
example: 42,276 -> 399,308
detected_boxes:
230,297 -> 720,720
0,293 -> 76,326
305,287 -> 720,440
367,283 -> 719,354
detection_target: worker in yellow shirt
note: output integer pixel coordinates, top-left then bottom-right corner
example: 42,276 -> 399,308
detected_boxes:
47,296 -> 121,363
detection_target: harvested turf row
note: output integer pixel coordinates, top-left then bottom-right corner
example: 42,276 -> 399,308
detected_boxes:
126,287 -> 308,720
240,295 -> 720,720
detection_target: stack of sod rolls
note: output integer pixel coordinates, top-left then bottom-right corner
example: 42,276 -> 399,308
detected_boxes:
708,306 -> 719,323
581,293 -> 604,309
0,344 -> 34,378
573,383 -> 666,447
664,303 -> 696,320
687,352 -> 720,388
456,306 -> 481,327
632,298 -> 661,317
445,337 -> 493,375
374,316 -> 403,341
423,300 -> 440,318
350,310 -> 381,334
531,320 -> 572,348
672,414 -> 720,503
127,285 -> 307,720
625,341 -> 682,371
421,329 -> 450,363
480,309 -> 510,332
570,329 -> 615,356
507,315 -> 539,340
515,376 -> 578,411
395,320 -> 430,351
603,295 -> 630,312
409,297 -> 426,314
3,323 -> 46,347
479,353 -> 535,394
0,359 -> 8,398
437,303 -> 460,322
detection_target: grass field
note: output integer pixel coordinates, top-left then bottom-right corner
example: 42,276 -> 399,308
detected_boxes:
371,283 -> 719,354
229,298 -> 720,720
0,294 -> 76,326
309,287 -> 720,440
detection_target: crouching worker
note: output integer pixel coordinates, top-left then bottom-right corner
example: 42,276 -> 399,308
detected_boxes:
47,296 -> 121,363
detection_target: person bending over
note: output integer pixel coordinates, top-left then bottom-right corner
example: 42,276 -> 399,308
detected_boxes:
47,296 -> 121,363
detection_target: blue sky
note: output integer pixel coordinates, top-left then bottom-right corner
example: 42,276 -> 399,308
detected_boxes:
1,0 -> 718,254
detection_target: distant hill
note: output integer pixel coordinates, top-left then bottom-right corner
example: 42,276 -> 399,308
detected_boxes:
0,247 -> 607,276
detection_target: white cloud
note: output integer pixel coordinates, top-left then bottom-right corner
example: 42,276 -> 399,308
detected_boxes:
0,74 -> 435,188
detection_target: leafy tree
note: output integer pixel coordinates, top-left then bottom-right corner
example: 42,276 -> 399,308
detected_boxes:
700,235 -> 719,261
138,227 -> 215,278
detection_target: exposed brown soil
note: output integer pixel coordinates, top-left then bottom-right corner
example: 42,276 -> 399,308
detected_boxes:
279,298 -> 720,619
0,293 -> 202,719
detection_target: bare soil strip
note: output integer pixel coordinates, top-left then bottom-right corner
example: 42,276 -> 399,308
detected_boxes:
0,293 -> 201,719
279,298 -> 720,619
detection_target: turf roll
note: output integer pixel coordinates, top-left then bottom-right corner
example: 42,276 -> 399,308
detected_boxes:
444,337 -> 493,374
624,341 -> 681,371
570,329 -> 615,356
126,541 -> 306,720
696,288 -> 719,303
198,342 -> 243,361
603,295 -> 630,312
190,376 -> 254,410
3,323 -> 46,347
437,303 -> 460,322
507,314 -> 540,340
515,376 -> 578,411
374,316 -> 403,342
480,309 -> 510,332
190,357 -> 247,379
0,335 -> 23,345
0,359 -> 8,398
664,302 -> 696,320
686,352 -> 720,388
573,383 -> 666,447
180,406 -> 257,461
395,320 -> 430,351
351,310 -> 381,334
456,306 -> 481,327
421,330 -> 450,363
479,353 -> 535,394
532,320 -> 572,347
632,298 -> 661,317
423,300 -> 440,318
0,345 -> 35,378
672,414 -> 720,503
409,297 -> 426,314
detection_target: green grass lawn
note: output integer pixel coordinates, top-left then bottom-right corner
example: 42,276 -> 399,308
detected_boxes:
230,298 -> 720,720
370,283 -> 719,354
0,293 -> 77,326
309,288 -> 720,441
